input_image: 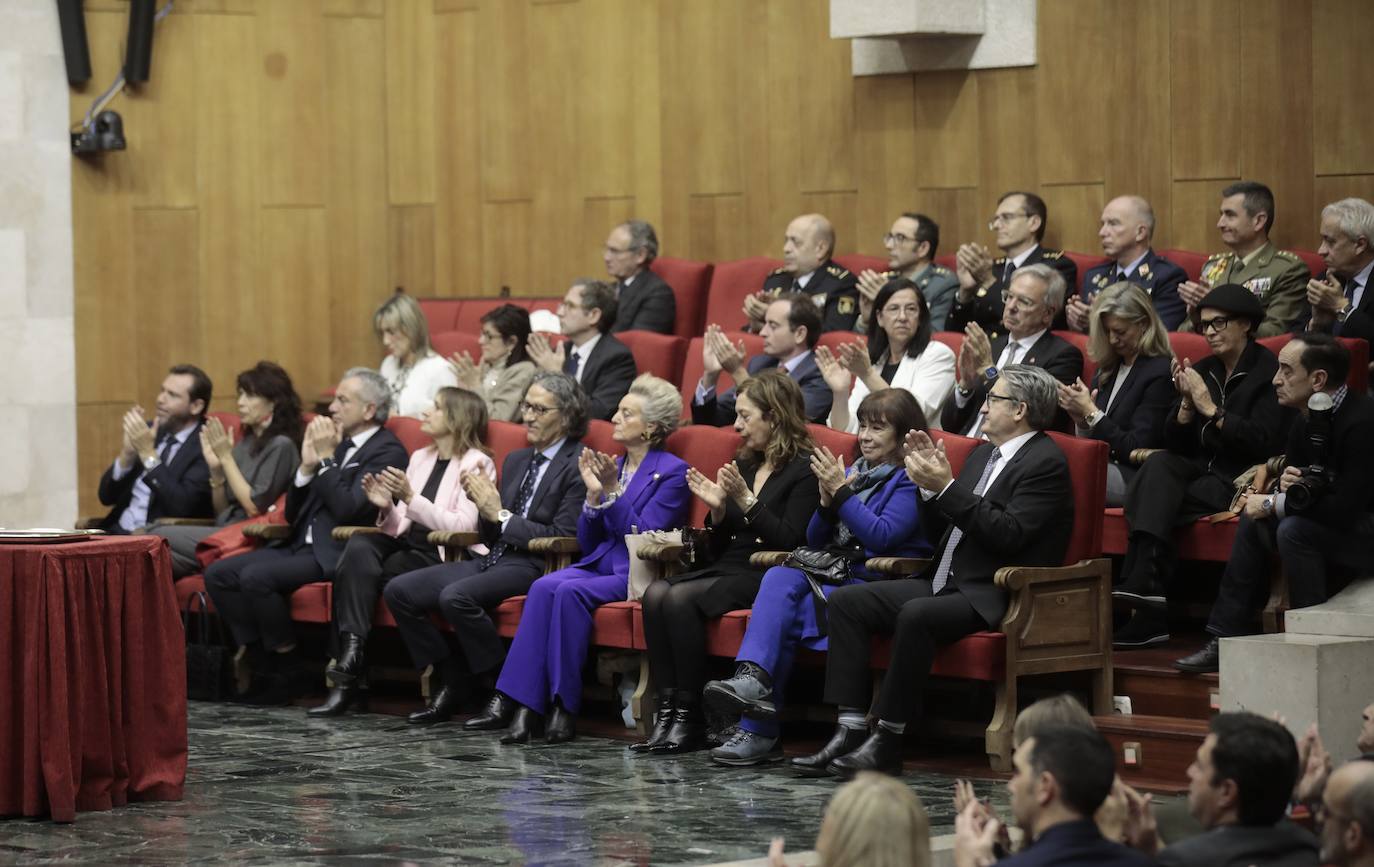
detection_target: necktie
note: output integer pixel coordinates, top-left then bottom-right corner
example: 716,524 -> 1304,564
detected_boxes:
1117,268 -> 1130,283
477,452 -> 548,569
157,434 -> 175,465
563,347 -> 579,377
1004,341 -> 1022,367
931,449 -> 1002,593
1002,261 -> 1015,284
335,438 -> 354,463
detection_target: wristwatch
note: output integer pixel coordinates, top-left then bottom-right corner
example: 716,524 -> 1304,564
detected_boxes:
1336,301 -> 1352,323
1261,495 -> 1276,515
1085,409 -> 1105,428
318,456 -> 337,471
983,365 -> 999,383
497,508 -> 513,524
142,454 -> 160,471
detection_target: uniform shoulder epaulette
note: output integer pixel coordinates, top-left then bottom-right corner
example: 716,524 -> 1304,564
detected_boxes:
826,264 -> 851,278
1274,250 -> 1301,262
931,264 -> 953,276
883,269 -> 899,279
769,267 -> 789,276
1041,250 -> 1064,260
993,256 -> 1008,265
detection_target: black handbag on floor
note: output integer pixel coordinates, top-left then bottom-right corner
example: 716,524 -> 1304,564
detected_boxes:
183,591 -> 231,701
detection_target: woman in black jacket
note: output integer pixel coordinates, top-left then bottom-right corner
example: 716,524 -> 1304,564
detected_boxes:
636,371 -> 820,755
1112,284 -> 1295,648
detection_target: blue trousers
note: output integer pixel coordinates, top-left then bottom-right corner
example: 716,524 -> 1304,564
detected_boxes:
494,566 -> 626,714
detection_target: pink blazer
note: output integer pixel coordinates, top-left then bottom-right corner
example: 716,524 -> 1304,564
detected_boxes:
377,446 -> 495,561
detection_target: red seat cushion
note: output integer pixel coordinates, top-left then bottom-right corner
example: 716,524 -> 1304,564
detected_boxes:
867,631 -> 1006,682
494,596 -> 525,638
1104,506 -> 1237,560
650,257 -> 714,339
592,601 -> 637,649
289,582 -> 332,624
705,609 -> 751,658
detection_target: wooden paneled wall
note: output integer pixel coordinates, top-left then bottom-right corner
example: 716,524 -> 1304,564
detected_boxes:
70,0 -> 1374,514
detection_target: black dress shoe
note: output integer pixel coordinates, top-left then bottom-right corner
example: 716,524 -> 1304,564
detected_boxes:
791,725 -> 868,777
408,684 -> 463,725
649,704 -> 707,755
326,632 -> 367,687
630,692 -> 676,753
499,706 -> 543,744
545,704 -> 576,744
828,727 -> 904,779
1113,610 -> 1171,649
1173,637 -> 1221,673
464,692 -> 516,731
306,685 -> 367,717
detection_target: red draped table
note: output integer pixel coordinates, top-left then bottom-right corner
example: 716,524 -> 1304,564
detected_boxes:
0,535 -> 187,822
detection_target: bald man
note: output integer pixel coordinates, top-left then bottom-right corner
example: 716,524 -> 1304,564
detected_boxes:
1319,761 -> 1374,867
1071,196 -> 1188,331
744,213 -> 860,334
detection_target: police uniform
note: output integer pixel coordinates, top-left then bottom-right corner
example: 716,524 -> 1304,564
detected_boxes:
855,262 -> 959,334
947,245 -> 1078,341
1079,248 -> 1188,331
759,259 -> 860,333
1177,242 -> 1310,337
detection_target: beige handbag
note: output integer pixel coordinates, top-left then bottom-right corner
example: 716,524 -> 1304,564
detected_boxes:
625,529 -> 682,601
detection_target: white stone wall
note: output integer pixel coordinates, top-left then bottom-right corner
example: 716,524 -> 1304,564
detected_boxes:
0,3 -> 77,528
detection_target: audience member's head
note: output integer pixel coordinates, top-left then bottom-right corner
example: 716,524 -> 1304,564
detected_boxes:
980,364 -> 1059,445
373,293 -> 432,366
884,212 -> 939,273
1319,198 -> 1374,279
782,213 -> 835,275
162,363 -> 212,429
1218,181 -> 1276,249
235,361 -> 304,451
618,373 -> 682,448
1274,332 -> 1351,410
1087,282 -> 1171,373
333,367 -> 391,433
1010,724 -> 1118,840
1321,761 -> 1374,866
1188,711 -> 1299,830
992,191 -> 1047,251
1196,283 -> 1263,356
1360,703 -> 1374,756
865,278 -> 933,363
424,386 -> 488,457
521,371 -> 588,448
560,279 -> 618,340
1098,195 -> 1155,261
1013,693 -> 1095,748
855,388 -> 926,468
479,304 -> 532,366
815,772 -> 932,867
603,219 -> 658,281
1003,264 -> 1064,339
761,292 -> 821,358
734,370 -> 812,469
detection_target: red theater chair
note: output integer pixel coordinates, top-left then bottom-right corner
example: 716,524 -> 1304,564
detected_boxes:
818,331 -> 865,354
807,423 -> 859,463
618,330 -> 689,387
833,254 -> 888,277
650,257 -> 714,339
430,330 -> 480,362
1289,249 -> 1325,280
1054,330 -> 1095,387
703,257 -> 785,332
418,298 -> 463,333
1158,249 -> 1208,283
678,332 -> 766,419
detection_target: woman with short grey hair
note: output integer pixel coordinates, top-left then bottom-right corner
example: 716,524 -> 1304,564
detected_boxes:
625,373 -> 683,445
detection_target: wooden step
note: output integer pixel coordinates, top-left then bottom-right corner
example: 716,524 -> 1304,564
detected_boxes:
1113,637 -> 1220,719
1095,713 -> 1208,792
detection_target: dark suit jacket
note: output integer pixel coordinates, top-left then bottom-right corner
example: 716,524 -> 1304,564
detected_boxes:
612,270 -> 677,335
940,331 -> 1084,436
693,352 -> 833,425
1080,248 -> 1189,330
1003,819 -> 1157,867
283,426 -> 408,576
1281,389 -> 1374,528
947,245 -> 1079,339
479,439 -> 586,570
565,333 -> 638,420
1300,268 -> 1374,346
97,420 -> 214,531
1157,821 -> 1319,867
924,432 -> 1072,626
760,259 -> 860,333
574,449 -> 691,577
1088,354 -> 1175,463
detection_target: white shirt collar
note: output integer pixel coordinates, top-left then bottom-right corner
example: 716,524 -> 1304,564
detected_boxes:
1352,258 -> 1374,289
570,332 -> 602,360
1006,329 -> 1046,354
780,350 -> 812,374
794,270 -> 817,289
345,424 -> 380,451
1010,245 -> 1038,269
539,437 -> 566,462
1116,249 -> 1150,277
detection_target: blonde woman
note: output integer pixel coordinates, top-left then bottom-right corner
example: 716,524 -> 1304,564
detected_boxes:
768,772 -> 931,867
375,293 -> 457,417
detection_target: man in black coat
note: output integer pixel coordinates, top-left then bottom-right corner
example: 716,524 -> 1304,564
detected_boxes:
383,371 -> 588,727
1304,197 -> 1374,348
1175,333 -> 1374,672
526,278 -> 637,420
743,213 -> 860,334
96,364 -> 215,533
604,219 -> 676,335
793,365 -> 1071,779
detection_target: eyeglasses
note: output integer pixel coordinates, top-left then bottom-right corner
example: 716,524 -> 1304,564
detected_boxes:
988,212 -> 1028,230
883,232 -> 917,246
881,303 -> 922,318
985,393 -> 1023,407
1006,292 -> 1044,311
1199,316 -> 1234,334
519,401 -> 559,418
557,301 -> 585,312
603,245 -> 636,256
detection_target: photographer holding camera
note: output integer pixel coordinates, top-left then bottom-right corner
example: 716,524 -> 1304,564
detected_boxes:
1175,332 -> 1374,673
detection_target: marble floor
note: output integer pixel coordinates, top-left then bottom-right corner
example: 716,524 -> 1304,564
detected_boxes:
3,702 -> 1010,866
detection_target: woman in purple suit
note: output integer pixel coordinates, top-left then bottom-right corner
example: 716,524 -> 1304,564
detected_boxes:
490,374 -> 691,745
702,389 -> 934,766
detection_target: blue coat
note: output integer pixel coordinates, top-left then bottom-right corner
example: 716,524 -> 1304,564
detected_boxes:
1081,248 -> 1189,330
573,448 -> 690,579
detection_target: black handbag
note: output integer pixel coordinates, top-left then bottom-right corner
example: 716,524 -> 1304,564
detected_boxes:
183,591 -> 232,701
784,545 -> 856,586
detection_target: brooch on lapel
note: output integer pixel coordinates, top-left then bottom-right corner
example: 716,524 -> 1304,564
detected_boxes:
1138,263 -> 1152,280
838,296 -> 855,315
652,472 -> 660,480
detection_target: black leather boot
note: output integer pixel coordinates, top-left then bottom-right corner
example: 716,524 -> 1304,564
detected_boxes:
828,727 -> 904,779
545,701 -> 576,744
464,692 -> 516,731
650,691 -> 707,755
630,692 -> 676,753
327,633 -> 367,687
306,685 -> 368,717
791,724 -> 868,777
408,684 -> 463,725
499,706 -> 544,744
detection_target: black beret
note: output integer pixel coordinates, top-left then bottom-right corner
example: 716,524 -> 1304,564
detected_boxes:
1197,283 -> 1264,324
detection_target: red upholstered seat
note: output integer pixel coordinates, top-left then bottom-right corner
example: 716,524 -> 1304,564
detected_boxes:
832,254 -> 887,277
705,609 -> 752,658
704,257 -> 784,332
486,420 -> 531,480
418,298 -> 463,333
1288,249 -> 1325,281
817,331 -> 865,354
678,332 -> 765,418
494,596 -> 525,638
650,257 -> 714,339
583,419 -> 626,457
1054,329 -> 1095,386
289,582 -> 332,624
431,330 -> 480,362
934,254 -> 958,271
1168,331 -> 1211,364
932,330 -> 964,358
1102,507 -> 1238,560
807,424 -> 859,463
385,416 -> 429,455
664,425 -> 743,526
1258,335 -> 1370,393
207,411 -> 241,442
453,299 -> 520,334
1063,251 -> 1110,292
176,574 -> 213,612
592,601 -> 637,649
1158,248 -> 1208,283
618,330 -> 688,387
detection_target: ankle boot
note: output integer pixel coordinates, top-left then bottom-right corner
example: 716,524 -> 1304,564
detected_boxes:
545,700 -> 576,744
630,691 -> 677,753
828,727 -> 904,779
306,685 -> 368,717
650,691 -> 707,755
327,633 -> 367,687
791,724 -> 868,777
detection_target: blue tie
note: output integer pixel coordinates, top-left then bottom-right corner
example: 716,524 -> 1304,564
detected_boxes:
563,347 -> 579,377
931,449 -> 1001,594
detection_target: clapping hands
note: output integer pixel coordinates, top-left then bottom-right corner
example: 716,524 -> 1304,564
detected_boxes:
903,429 -> 952,491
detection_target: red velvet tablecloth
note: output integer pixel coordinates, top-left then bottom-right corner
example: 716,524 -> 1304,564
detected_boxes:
0,535 -> 187,822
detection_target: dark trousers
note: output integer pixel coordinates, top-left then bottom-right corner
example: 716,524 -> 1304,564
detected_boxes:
824,579 -> 985,724
1208,512 -> 1374,636
1124,452 -> 1235,542
640,575 -> 725,694
204,546 -> 323,650
333,533 -> 440,637
383,555 -> 542,675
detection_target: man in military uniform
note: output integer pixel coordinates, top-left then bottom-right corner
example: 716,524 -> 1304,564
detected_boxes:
854,212 -> 958,332
1070,195 -> 1187,331
743,213 -> 859,334
947,191 -> 1078,340
1177,182 -> 1311,337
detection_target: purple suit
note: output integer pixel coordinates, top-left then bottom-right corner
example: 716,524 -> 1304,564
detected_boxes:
496,448 -> 690,714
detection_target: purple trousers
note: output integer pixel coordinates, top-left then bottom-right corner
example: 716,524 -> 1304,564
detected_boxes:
494,566 -> 626,714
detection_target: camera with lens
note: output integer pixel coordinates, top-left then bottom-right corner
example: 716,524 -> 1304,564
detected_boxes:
1285,391 -> 1334,514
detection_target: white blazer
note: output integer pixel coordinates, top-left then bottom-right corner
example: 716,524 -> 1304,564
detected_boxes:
844,341 -> 956,432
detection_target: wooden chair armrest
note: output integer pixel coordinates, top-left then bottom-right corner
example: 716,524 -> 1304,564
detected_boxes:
528,536 -> 580,554
749,551 -> 790,568
155,517 -> 216,527
864,556 -> 932,577
995,558 -> 1114,648
242,523 -> 291,541
331,526 -> 382,542
637,541 -> 684,562
1129,448 -> 1162,465
427,530 -> 480,547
